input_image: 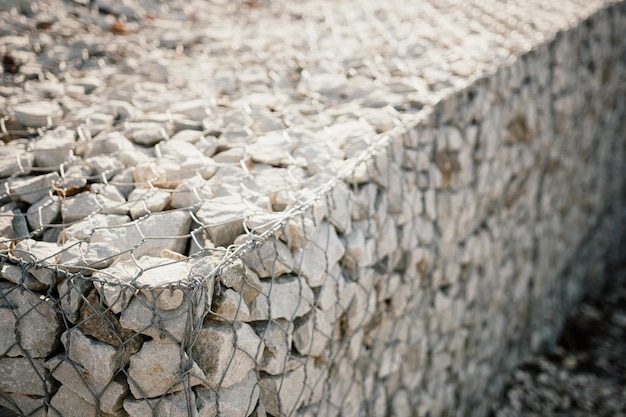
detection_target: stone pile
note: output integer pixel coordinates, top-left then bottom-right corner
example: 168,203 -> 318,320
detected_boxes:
1,0 -> 625,417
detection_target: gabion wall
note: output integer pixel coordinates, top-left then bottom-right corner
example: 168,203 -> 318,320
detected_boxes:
1,2 -> 625,417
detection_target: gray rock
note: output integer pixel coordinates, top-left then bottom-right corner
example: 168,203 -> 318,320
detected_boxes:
33,128 -> 75,169
212,288 -> 251,321
0,282 -> 61,358
259,365 -> 306,417
13,100 -> 63,128
124,390 -> 198,417
9,172 -> 60,204
83,155 -> 125,180
57,241 -> 118,273
218,259 -> 264,305
47,385 -> 125,417
90,210 -> 191,261
58,276 -> 93,323
291,221 -> 345,288
0,262 -> 47,290
92,258 -> 141,314
196,196 -> 269,247
192,321 -> 264,389
0,392 -> 46,417
26,195 -> 61,231
61,190 -> 127,223
253,319 -> 294,375
249,276 -> 314,321
133,259 -> 193,310
125,122 -> 172,146
170,175 -> 214,209
119,294 -> 192,344
238,236 -> 294,279
85,131 -> 134,157
293,309 -> 332,357
128,340 -> 204,399
197,370 -> 260,417
12,239 -> 60,285
0,357 -> 51,396
58,213 -> 130,242
169,99 -> 212,120
0,144 -> 34,178
126,187 -> 171,219
0,203 -> 16,251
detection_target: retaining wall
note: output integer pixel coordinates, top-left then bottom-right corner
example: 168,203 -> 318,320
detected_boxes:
1,2 -> 625,417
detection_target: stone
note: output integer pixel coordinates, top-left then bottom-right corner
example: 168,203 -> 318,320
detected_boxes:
58,276 -> 93,323
91,258 -> 141,314
0,357 -> 51,396
58,213 -> 130,242
9,172 -> 60,204
124,390 -> 198,417
13,100 -> 63,128
252,319 -> 294,376
212,288 -> 251,321
125,121 -> 171,145
247,132 -> 293,166
259,365 -> 306,417
128,340 -> 204,399
170,175 -> 214,209
47,385 -> 124,417
0,262 -> 47,290
11,239 -> 60,285
134,259 -> 194,310
83,155 -> 125,180
292,222 -> 345,288
85,131 -> 134,157
0,393 -> 46,417
325,181 -> 352,234
57,241 -> 119,273
26,195 -> 61,231
119,294 -> 192,344
192,321 -> 264,389
62,328 -> 120,389
196,196 -> 270,247
197,370 -> 260,417
0,282 -> 61,358
0,203 -> 16,251
33,127 -> 75,169
249,276 -> 314,321
78,290 -> 143,359
90,210 -> 191,261
218,258 -> 263,304
0,144 -> 34,178
293,309 -> 332,357
126,187 -> 171,219
238,236 -> 294,278
61,190 -> 128,223
169,99 -> 212,120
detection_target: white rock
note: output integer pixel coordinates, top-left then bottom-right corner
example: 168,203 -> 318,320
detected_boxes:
217,258 -> 263,304
124,390 -> 198,417
9,172 -> 60,204
238,236 -> 294,278
249,276 -> 314,321
0,203 -> 16,251
84,155 -> 125,179
247,132 -> 293,166
125,121 -> 171,145
170,175 -> 213,209
13,100 -> 63,128
169,99 -> 212,120
33,128 -> 75,169
292,221 -> 345,288
192,321 -> 263,389
293,309 -> 332,357
26,195 -> 61,231
0,263 -> 46,290
128,340 -> 204,399
90,210 -> 191,261
196,196 -> 269,247
0,357 -> 51,396
58,276 -> 93,323
61,190 -> 127,223
11,239 -> 60,285
259,365 -> 306,416
57,241 -> 119,273
212,288 -> 251,321
58,213 -> 130,242
126,187 -> 171,219
0,282 -> 61,358
0,144 -> 33,178
86,131 -> 134,157
252,319 -> 294,375
196,370 -> 259,417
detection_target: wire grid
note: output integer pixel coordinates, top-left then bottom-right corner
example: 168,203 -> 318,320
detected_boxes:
0,98 -> 429,417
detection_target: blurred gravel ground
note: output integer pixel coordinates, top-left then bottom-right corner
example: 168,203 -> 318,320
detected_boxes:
492,264 -> 626,417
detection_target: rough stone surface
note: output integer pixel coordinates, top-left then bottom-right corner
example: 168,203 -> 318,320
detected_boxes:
196,370 -> 260,417
0,357 -> 51,397
192,322 -> 264,389
128,340 -> 204,399
249,276 -> 315,321
124,390 -> 198,417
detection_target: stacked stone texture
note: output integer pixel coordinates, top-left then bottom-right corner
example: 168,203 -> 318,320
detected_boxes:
1,1 -> 625,417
